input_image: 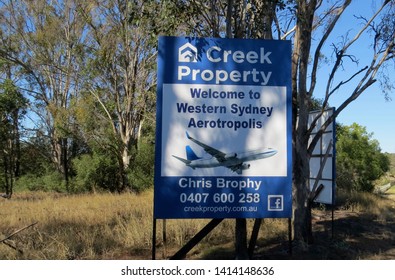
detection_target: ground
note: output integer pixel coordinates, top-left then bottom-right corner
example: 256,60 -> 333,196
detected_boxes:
251,193 -> 395,260
1,188 -> 394,260
180,192 -> 395,260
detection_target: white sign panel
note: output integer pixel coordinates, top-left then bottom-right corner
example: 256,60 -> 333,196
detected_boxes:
308,108 -> 336,205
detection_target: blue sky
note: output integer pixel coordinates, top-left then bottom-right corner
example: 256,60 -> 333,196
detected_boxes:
314,1 -> 395,153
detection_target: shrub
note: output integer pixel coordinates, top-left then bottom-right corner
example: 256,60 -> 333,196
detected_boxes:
15,171 -> 66,192
336,123 -> 390,192
128,141 -> 154,192
71,153 -> 120,193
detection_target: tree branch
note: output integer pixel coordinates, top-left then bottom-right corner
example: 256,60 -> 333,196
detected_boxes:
310,0 -> 351,95
0,222 -> 38,243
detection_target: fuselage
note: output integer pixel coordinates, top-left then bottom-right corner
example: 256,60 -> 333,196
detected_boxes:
187,148 -> 277,169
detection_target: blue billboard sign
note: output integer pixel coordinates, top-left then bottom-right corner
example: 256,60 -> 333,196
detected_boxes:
154,36 -> 292,219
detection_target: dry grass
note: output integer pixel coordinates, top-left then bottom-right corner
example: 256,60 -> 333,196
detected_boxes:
306,189 -> 395,260
0,190 -> 288,260
0,191 -> 154,259
2,188 -> 394,260
336,189 -> 395,221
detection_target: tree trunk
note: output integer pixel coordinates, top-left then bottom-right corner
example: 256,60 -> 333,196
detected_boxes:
292,0 -> 317,244
230,0 -> 277,258
12,110 -> 21,179
292,138 -> 313,244
52,135 -> 69,185
116,151 -> 131,193
2,151 -> 12,199
229,1 -> 250,259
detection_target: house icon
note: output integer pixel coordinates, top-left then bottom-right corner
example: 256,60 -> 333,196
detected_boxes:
178,43 -> 198,62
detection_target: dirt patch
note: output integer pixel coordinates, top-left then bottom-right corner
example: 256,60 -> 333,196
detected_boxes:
159,204 -> 395,260
250,196 -> 395,260
147,192 -> 395,260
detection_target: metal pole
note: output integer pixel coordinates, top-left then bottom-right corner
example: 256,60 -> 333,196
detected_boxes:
163,219 -> 167,258
152,218 -> 157,260
288,218 -> 292,256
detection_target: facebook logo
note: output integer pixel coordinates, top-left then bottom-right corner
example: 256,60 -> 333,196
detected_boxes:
268,195 -> 284,211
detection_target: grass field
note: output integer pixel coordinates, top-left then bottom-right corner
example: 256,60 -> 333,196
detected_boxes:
1,187 -> 395,260
1,191 -> 154,259
0,190 -> 290,260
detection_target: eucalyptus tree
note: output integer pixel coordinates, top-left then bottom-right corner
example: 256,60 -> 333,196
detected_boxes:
287,0 -> 394,244
0,78 -> 27,198
76,0 -> 183,191
175,0 -> 283,259
175,0 -> 395,251
0,0 -> 88,186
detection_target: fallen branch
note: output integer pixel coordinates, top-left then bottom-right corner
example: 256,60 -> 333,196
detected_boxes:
2,240 -> 23,254
0,222 -> 38,244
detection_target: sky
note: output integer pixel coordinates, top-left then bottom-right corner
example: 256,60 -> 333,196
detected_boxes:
314,1 -> 395,153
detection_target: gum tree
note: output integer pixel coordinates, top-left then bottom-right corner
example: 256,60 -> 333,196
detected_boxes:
0,0 -> 88,187
289,0 -> 394,243
0,78 -> 27,198
178,0 -> 395,253
76,0 -> 181,191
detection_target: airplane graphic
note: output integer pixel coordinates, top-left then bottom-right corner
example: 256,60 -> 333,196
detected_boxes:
172,132 -> 277,174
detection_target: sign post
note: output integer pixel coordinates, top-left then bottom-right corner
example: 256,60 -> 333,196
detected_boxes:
155,36 -> 292,220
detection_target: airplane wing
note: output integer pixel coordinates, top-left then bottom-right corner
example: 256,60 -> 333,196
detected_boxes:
186,132 -> 227,162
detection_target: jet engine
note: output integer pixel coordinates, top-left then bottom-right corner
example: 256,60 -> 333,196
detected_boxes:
224,153 -> 237,159
234,163 -> 251,174
240,163 -> 250,170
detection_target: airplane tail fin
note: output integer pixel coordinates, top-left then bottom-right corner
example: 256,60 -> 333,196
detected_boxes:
186,145 -> 201,161
172,145 -> 200,165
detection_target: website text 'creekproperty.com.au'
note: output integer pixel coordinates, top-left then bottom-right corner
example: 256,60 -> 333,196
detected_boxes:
183,205 -> 257,214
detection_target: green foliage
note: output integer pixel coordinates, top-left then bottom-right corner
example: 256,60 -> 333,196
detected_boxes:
71,153 -> 120,193
0,80 -> 27,114
18,139 -> 52,176
0,80 -> 28,143
128,0 -> 185,45
0,79 -> 28,195
128,141 -> 155,192
336,123 -> 390,192
0,176 -> 7,193
15,171 -> 66,193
